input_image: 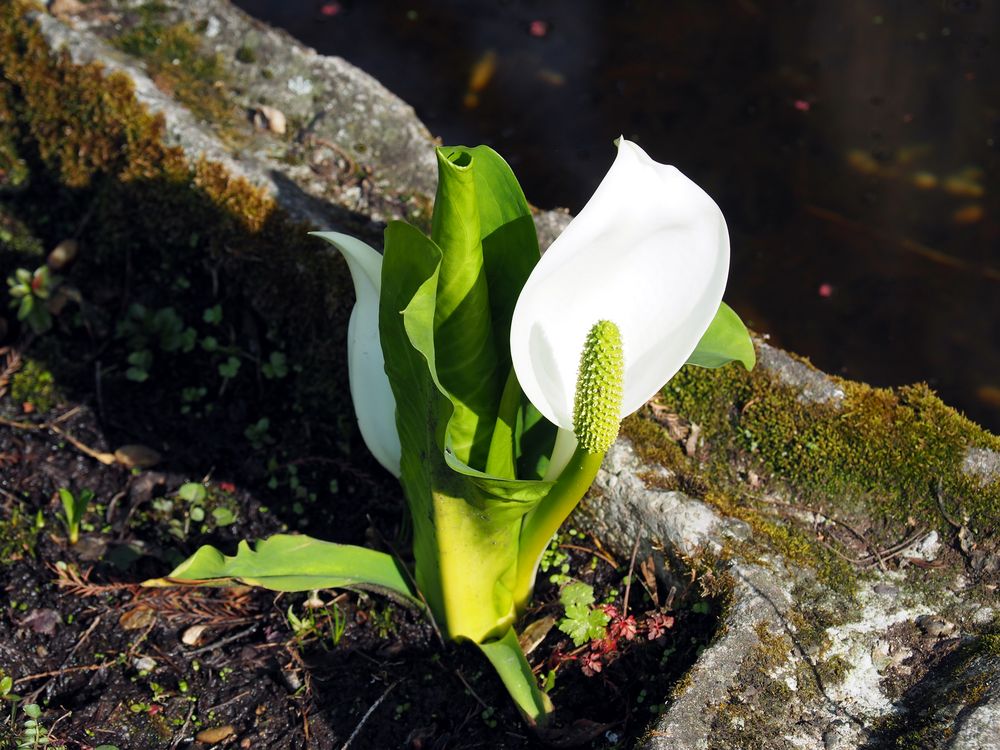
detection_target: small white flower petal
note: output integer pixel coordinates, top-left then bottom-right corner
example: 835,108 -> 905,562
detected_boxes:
312,232 -> 401,476
510,139 -> 729,429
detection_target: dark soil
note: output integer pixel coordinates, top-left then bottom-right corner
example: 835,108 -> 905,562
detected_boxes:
0,396 -> 719,749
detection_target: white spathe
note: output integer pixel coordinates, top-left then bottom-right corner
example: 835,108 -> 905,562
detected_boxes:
311,232 -> 401,477
509,139 -> 730,431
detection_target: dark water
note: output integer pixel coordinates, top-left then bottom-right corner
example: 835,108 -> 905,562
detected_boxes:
234,0 -> 1000,431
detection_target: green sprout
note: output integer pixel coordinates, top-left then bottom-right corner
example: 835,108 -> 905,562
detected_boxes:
6,266 -> 60,334
57,487 -> 94,546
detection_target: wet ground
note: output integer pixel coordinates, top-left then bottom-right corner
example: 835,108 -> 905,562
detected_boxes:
232,0 -> 1000,432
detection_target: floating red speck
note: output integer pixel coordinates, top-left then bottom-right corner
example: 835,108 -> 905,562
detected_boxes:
818,283 -> 833,298
320,2 -> 341,17
219,482 -> 237,493
529,20 -> 549,37
793,99 -> 811,112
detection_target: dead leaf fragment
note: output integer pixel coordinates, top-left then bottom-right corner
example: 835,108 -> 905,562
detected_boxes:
20,608 -> 62,636
182,624 -> 208,646
196,725 -> 236,744
252,105 -> 286,135
114,444 -> 162,469
518,615 -> 556,656
119,606 -> 157,630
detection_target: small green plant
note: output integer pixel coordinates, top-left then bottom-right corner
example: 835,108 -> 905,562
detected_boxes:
125,350 -> 153,382
117,304 -> 197,382
367,604 -> 397,639
218,355 -> 241,381
6,266 -> 60,334
244,417 -> 273,450
328,602 -> 347,646
556,581 -> 610,647
15,703 -> 62,750
286,604 -> 318,640
2,671 -> 21,726
261,351 -> 288,379
57,487 -> 94,545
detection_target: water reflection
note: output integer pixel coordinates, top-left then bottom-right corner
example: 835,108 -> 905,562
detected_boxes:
233,0 -> 999,431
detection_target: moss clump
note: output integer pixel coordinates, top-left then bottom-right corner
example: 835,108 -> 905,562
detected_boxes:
0,204 -> 44,262
235,44 -> 257,64
9,358 -> 60,412
661,360 -> 1000,537
0,502 -> 41,564
114,12 -> 237,128
708,622 -> 797,749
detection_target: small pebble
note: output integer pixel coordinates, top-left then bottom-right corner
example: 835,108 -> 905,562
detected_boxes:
204,16 -> 221,38
133,655 -> 156,672
916,614 -> 955,638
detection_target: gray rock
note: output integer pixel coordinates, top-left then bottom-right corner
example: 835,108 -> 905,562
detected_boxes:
32,0 -> 570,241
963,447 -> 1000,486
756,341 -> 846,406
949,697 -> 1000,750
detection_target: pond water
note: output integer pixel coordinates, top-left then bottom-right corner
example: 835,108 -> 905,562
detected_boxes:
234,0 -> 999,431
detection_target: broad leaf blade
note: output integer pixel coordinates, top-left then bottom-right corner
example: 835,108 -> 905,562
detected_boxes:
686,302 -> 756,370
437,145 -> 541,474
431,148 -> 501,467
382,221 -> 552,641
462,145 -> 540,364
143,534 -> 417,603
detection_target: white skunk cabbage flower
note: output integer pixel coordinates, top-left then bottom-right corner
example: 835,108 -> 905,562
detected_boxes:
311,232 -> 401,477
509,138 -> 729,431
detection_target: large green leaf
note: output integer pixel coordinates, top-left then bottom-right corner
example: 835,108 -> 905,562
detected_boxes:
434,145 -> 541,475
430,148 -> 502,467
461,145 -> 540,369
686,302 -> 756,370
382,221 -> 551,641
143,534 -> 417,602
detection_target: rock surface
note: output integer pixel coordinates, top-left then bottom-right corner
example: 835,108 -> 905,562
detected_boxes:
20,2 -> 1000,748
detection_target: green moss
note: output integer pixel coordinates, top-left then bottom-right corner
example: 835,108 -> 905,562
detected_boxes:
0,502 -> 41,564
815,654 -> 850,686
0,204 -> 43,261
662,361 -> 1000,536
708,623 -> 797,749
113,12 -> 237,128
9,358 -> 60,412
619,343 -> 1000,597
235,44 -> 256,64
